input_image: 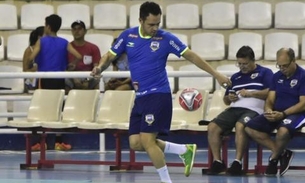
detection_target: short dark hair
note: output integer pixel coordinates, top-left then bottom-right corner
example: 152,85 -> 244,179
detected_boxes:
45,14 -> 62,33
139,1 -> 162,21
277,48 -> 295,62
29,26 -> 44,46
236,46 -> 255,61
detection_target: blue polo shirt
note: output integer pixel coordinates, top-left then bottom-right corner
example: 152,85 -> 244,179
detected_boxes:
110,26 -> 188,96
271,65 -> 305,111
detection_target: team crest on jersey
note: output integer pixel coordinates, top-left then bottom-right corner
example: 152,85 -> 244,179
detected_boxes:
243,116 -> 251,123
290,79 -> 298,88
145,114 -> 155,126
150,41 -> 160,52
250,73 -> 259,79
283,119 -> 291,124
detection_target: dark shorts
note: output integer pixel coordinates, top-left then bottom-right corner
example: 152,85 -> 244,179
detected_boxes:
40,78 -> 65,89
246,113 -> 305,138
212,107 -> 259,135
129,93 -> 172,136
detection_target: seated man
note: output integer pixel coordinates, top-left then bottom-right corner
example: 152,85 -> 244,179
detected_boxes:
66,20 -> 101,93
207,46 -> 273,175
245,48 -> 305,176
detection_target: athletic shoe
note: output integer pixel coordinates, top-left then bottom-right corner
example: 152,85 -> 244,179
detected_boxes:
31,143 -> 47,151
227,160 -> 242,175
208,160 -> 226,175
265,159 -> 278,176
280,149 -> 294,176
55,143 -> 72,151
179,144 -> 197,177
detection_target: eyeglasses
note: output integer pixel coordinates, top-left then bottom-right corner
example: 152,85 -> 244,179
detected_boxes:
276,61 -> 292,69
235,61 -> 250,67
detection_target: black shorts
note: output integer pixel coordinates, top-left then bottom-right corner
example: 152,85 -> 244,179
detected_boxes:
212,107 -> 259,135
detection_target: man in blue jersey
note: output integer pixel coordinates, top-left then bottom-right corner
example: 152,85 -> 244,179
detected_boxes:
207,46 -> 273,175
28,14 -> 81,89
245,48 -> 305,176
91,2 -> 230,183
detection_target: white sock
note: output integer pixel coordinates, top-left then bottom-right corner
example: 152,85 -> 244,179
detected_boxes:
157,165 -> 172,183
164,141 -> 187,155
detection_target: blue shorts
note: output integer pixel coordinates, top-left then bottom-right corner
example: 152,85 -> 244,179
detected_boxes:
246,113 -> 305,137
129,93 -> 172,136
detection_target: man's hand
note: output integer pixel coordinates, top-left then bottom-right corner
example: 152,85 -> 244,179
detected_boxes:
215,73 -> 231,89
228,93 -> 239,102
239,89 -> 250,98
91,66 -> 102,78
263,111 -> 284,122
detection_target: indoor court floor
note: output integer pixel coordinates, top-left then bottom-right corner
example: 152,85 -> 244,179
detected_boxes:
0,150 -> 304,183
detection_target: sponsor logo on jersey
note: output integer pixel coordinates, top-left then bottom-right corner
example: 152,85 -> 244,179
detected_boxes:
128,34 -> 138,38
114,38 -> 123,49
152,36 -> 163,40
278,79 -> 283,83
169,40 -> 180,51
127,42 -> 135,47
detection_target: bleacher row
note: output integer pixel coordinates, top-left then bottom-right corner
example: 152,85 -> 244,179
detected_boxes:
2,1 -> 305,30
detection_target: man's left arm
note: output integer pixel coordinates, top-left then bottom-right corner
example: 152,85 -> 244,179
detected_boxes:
239,88 -> 269,100
283,96 -> 305,116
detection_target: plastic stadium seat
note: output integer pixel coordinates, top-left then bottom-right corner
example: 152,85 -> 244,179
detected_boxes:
57,4 -> 90,29
166,3 -> 199,29
168,33 -> 188,61
12,101 -> 31,120
0,65 -> 24,94
238,2 -> 272,29
93,3 -> 127,29
264,33 -> 298,61
0,101 -> 8,126
77,90 -> 135,130
275,2 -> 305,29
191,33 -> 225,61
0,4 -> 17,30
129,3 -> 163,28
41,90 -> 100,129
205,89 -> 228,121
86,34 -> 114,56
179,64 -> 214,92
170,89 -> 209,131
228,32 -> 263,60
301,34 -> 305,60
0,36 -> 4,61
202,2 -> 235,29
8,89 -> 65,128
21,4 -> 54,30
7,34 -> 29,61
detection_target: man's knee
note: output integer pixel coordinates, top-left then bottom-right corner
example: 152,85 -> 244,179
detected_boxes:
129,135 -> 144,151
208,122 -> 221,135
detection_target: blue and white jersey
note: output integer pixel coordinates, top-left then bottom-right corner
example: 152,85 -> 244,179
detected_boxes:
271,65 -> 305,111
226,65 -> 273,114
110,26 -> 188,96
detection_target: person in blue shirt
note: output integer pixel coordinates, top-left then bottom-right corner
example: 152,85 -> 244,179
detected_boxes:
91,2 -> 230,183
27,14 -> 81,151
28,14 -> 81,90
207,46 -> 273,175
245,48 -> 305,176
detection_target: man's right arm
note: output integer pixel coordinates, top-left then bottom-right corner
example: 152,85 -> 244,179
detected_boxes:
264,90 -> 276,112
91,51 -> 116,76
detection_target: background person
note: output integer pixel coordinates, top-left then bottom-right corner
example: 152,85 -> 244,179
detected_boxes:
245,48 -> 305,176
207,46 -> 273,175
65,20 -> 101,93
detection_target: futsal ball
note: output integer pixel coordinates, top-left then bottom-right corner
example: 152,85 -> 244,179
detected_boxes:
179,88 -> 203,111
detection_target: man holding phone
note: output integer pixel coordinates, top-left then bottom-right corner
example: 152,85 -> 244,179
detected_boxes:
207,46 -> 273,175
245,48 -> 305,176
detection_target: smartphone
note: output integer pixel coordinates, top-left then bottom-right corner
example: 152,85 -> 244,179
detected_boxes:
229,90 -> 236,95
